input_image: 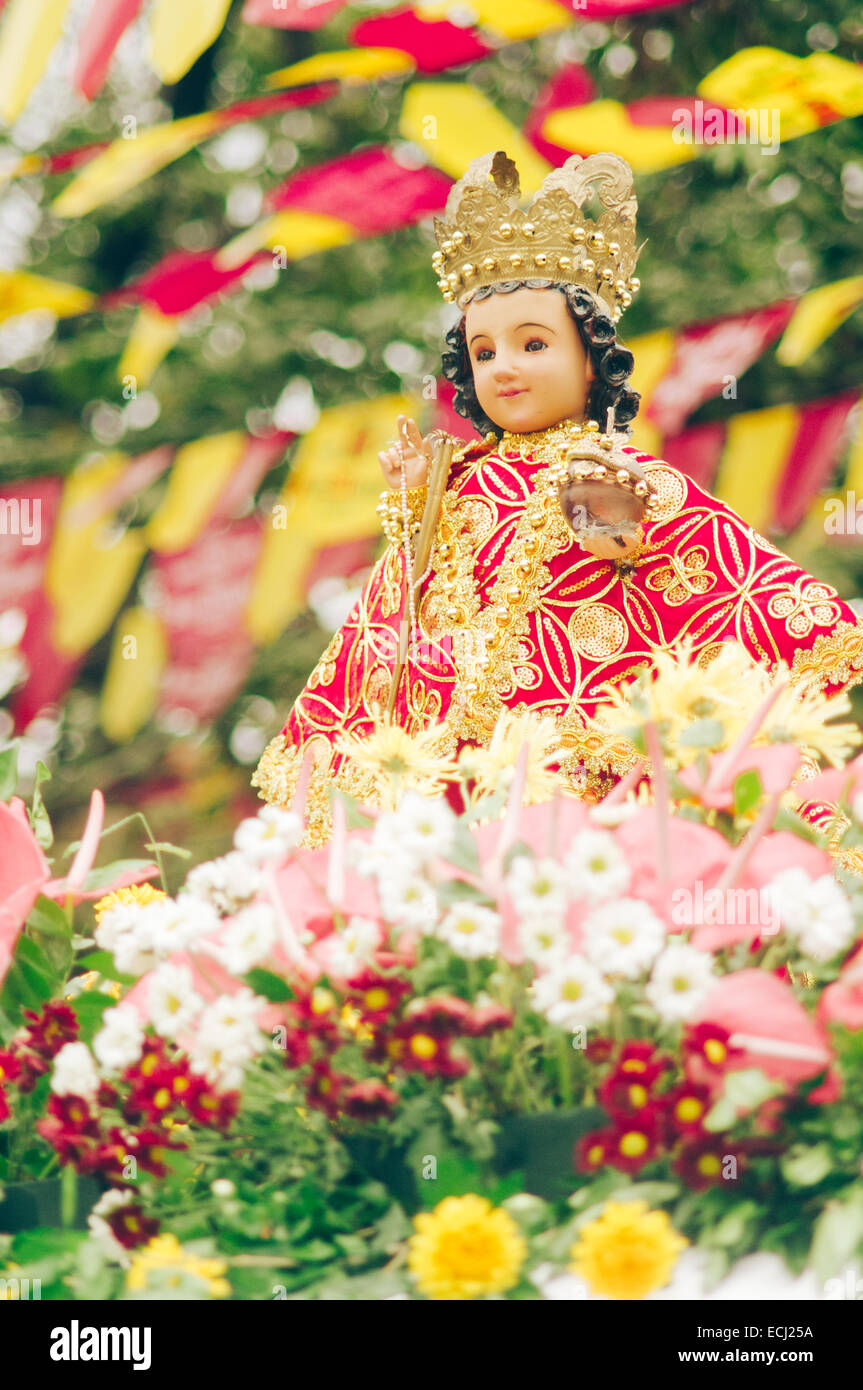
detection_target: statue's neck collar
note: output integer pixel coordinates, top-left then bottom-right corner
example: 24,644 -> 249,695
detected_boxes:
497,416 -> 590,453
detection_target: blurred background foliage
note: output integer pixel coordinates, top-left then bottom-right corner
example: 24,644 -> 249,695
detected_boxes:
1,0 -> 862,880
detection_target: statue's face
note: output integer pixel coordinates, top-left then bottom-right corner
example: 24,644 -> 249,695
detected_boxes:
464,286 -> 593,434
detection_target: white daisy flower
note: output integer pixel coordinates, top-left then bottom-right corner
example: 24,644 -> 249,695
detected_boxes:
188,1038 -> 244,1093
389,791 -> 457,863
208,903 -> 277,975
437,902 -> 501,960
184,852 -> 263,915
196,989 -> 264,1060
93,900 -> 149,952
377,872 -> 438,934
88,1189 -> 136,1267
584,899 -> 666,979
518,916 -> 569,968
565,829 -> 632,903
765,868 -> 856,962
645,943 -> 717,1023
531,957 -> 614,1031
507,855 -> 569,920
323,915 -> 381,978
51,1042 -> 100,1101
147,963 -> 204,1039
147,896 -> 221,958
233,805 -> 302,863
102,904 -> 161,978
92,1003 -> 145,1072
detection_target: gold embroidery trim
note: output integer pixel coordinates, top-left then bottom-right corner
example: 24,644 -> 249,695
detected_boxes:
787,619 -> 863,696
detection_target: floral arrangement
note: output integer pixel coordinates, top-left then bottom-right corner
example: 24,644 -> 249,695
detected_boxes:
3,640 -> 863,1300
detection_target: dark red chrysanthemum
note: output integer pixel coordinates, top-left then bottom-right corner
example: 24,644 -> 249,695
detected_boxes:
606,1112 -> 662,1174
305,1061 -> 350,1117
682,1023 -> 741,1072
401,995 -> 474,1037
574,1128 -> 613,1174
21,1002 -> 79,1058
342,1079 -> 398,1120
124,1126 -> 186,1177
465,1003 -> 514,1037
615,1040 -> 672,1085
673,1136 -> 739,1191
105,1204 -> 160,1250
664,1083 -> 711,1136
344,970 -> 410,1023
181,1077 -> 239,1130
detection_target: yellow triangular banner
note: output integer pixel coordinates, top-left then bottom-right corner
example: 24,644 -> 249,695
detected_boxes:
626,329 -> 678,458
100,607 -> 168,742
266,47 -> 415,89
0,0 -> 71,126
713,403 -> 799,532
118,305 -> 180,388
147,431 -> 248,553
149,0 -> 232,86
45,454 -> 147,656
776,276 -> 863,367
52,112 -> 220,218
216,209 -> 356,272
0,269 -> 94,322
246,393 -> 414,643
544,100 -> 696,174
400,82 -> 551,189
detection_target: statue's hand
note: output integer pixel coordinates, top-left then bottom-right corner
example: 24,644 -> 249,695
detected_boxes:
379,415 -> 433,489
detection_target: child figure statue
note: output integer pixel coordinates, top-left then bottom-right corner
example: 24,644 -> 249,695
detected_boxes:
253,150 -> 863,846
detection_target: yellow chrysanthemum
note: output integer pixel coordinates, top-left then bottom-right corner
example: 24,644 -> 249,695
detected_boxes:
569,1200 -> 688,1300
93,883 -> 167,924
590,636 -> 861,772
125,1234 -> 230,1298
460,710 -> 570,805
407,1194 -> 527,1301
760,680 -> 858,767
336,716 -> 459,808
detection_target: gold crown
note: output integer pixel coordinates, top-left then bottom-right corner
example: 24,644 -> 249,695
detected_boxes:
432,150 -> 642,322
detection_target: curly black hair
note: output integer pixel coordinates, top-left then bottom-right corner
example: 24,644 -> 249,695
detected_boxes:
440,280 -> 640,440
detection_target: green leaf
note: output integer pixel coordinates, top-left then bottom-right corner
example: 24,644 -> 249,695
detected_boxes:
144,840 -> 192,859
0,742 -> 19,800
733,768 -> 763,817
71,991 -> 116,1043
435,877 -> 490,907
780,1143 -> 833,1189
810,1191 -> 863,1284
80,860 -> 157,892
29,761 -> 53,850
26,897 -> 72,939
244,969 -> 295,1003
0,934 -> 60,1023
678,717 -> 724,749
74,950 -> 138,986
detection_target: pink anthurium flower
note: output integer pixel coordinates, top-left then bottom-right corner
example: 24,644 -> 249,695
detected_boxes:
696,969 -> 832,1086
791,749 -> 863,808
818,942 -> 863,1032
677,745 -> 805,812
613,807 -> 732,929
0,789 -> 158,989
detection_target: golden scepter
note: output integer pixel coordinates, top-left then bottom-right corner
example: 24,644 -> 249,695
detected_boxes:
385,430 -> 454,720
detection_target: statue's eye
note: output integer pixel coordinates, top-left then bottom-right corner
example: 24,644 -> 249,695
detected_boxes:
475,348 -> 493,362
525,338 -> 547,351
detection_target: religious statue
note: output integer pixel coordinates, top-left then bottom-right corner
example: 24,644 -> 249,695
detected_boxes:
253,150 -> 863,847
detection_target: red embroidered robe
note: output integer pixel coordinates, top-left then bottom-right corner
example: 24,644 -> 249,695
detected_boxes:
253,422 -> 863,848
